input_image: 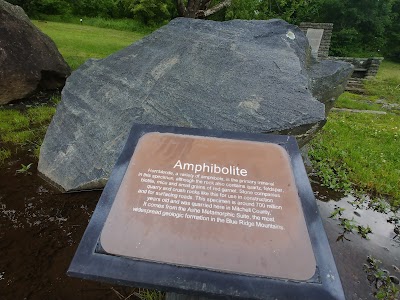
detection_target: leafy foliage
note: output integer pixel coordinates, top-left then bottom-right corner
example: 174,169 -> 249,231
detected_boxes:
225,0 -> 309,22
386,0 -> 400,60
128,0 -> 175,25
7,0 -> 72,16
6,0 -> 400,57
297,0 -> 400,57
257,0 -> 309,22
225,0 -> 258,20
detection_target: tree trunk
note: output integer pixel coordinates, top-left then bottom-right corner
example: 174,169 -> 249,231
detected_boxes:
176,0 -> 231,18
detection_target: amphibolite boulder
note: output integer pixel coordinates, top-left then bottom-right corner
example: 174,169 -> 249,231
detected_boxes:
38,18 -> 352,192
0,0 -> 71,104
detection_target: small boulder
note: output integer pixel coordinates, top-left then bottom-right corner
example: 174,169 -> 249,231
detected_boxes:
0,0 -> 71,104
38,18 -> 352,192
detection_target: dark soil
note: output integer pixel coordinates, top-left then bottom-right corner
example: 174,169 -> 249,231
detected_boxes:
0,150 -> 138,300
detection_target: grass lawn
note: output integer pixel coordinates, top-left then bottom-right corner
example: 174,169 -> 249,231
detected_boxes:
365,60 -> 400,105
334,92 -> 383,111
33,20 -> 147,70
35,15 -> 155,34
309,61 -> 400,208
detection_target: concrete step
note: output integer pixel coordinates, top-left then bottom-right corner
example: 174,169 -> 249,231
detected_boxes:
345,86 -> 366,94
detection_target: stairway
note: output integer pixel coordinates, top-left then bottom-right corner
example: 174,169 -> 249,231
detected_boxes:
346,78 -> 366,94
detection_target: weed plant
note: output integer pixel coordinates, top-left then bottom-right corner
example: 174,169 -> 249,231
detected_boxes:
0,148 -> 11,166
364,256 -> 400,300
111,287 -> 164,300
16,163 -> 33,175
329,206 -> 372,241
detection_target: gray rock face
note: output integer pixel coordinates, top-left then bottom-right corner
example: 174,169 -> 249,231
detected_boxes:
0,0 -> 71,104
38,18 -> 352,192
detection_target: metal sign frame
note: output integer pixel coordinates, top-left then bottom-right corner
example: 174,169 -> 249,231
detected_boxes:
68,124 -> 345,300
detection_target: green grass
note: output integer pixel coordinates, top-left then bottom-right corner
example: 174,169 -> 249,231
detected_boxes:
335,61 -> 400,113
0,110 -> 30,132
309,112 -> 400,208
33,20 -> 147,70
335,92 -> 383,111
365,60 -> 400,105
0,148 -> 11,166
134,289 -> 164,300
310,61 -> 400,208
0,106 -> 56,158
36,15 -> 155,34
27,106 -> 56,125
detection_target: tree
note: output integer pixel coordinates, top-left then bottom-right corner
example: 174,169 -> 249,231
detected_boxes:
129,0 -> 175,24
176,0 -> 232,18
385,0 -> 400,59
255,0 -> 309,23
225,0 -> 259,20
70,0 -> 117,17
292,0 -> 398,57
225,0 -> 311,23
7,0 -> 72,16
316,0 -> 395,56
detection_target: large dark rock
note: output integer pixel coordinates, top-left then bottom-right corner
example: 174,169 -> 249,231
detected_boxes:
0,0 -> 71,104
38,18 -> 352,192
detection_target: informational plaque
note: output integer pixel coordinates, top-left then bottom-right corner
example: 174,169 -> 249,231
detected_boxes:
68,124 -> 345,300
100,132 -> 316,280
306,28 -> 324,58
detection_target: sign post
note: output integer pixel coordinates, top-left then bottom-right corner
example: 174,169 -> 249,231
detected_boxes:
68,124 -> 345,300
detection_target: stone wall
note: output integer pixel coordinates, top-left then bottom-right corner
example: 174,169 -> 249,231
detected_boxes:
328,57 -> 384,93
328,57 -> 383,78
299,22 -> 333,59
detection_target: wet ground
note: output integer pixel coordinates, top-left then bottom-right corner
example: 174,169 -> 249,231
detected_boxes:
0,150 -> 399,299
312,182 -> 400,299
0,151 -> 140,299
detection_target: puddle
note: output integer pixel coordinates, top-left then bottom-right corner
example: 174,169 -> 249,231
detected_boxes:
0,151 -> 140,299
312,182 -> 400,300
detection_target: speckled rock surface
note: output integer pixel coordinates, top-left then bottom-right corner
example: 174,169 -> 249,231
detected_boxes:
0,0 -> 70,104
38,18 -> 352,191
